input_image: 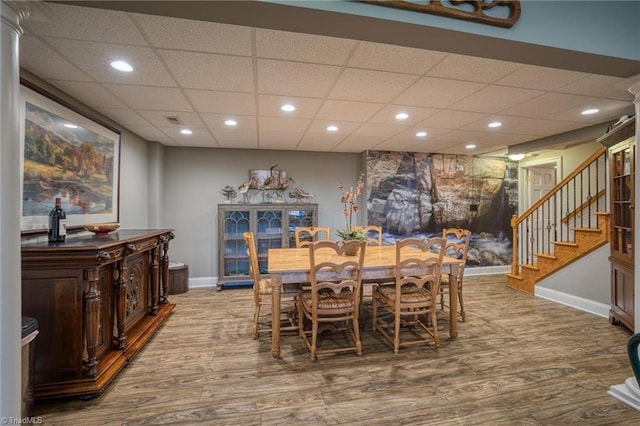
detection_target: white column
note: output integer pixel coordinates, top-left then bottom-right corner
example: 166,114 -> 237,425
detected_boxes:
0,0 -> 29,419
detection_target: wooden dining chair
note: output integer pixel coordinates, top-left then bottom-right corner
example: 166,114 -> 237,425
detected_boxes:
243,232 -> 298,339
353,225 -> 383,246
440,228 -> 471,321
372,237 -> 445,354
294,226 -> 331,248
297,239 -> 366,361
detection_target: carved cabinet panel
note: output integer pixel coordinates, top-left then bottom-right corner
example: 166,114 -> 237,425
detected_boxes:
21,229 -> 174,400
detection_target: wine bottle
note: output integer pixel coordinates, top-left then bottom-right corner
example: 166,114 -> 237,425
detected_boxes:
48,197 -> 67,243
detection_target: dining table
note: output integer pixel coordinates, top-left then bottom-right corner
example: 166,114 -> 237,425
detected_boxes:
267,244 -> 461,358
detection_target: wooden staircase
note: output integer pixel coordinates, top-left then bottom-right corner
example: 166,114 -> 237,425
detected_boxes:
506,213 -> 609,294
506,146 -> 609,294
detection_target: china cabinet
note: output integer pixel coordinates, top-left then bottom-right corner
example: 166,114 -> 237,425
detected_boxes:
21,229 -> 175,399
218,203 -> 317,288
598,118 -> 636,332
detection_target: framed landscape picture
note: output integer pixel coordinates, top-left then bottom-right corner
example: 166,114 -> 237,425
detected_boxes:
19,82 -> 121,233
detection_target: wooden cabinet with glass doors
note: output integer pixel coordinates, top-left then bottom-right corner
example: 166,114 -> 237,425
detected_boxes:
217,203 -> 318,288
599,118 -> 635,332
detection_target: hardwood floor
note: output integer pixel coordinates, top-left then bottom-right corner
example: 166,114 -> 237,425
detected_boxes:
35,274 -> 640,425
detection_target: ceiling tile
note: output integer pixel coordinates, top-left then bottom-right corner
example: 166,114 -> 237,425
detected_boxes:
329,68 -> 418,103
297,133 -> 347,151
46,38 -> 176,86
505,92 -> 596,118
48,81 -> 129,109
186,90 -> 256,115
418,110 -> 490,129
505,118 -> 584,136
158,126 -> 216,145
201,113 -> 257,130
210,128 -> 259,149
495,65 -> 588,90
160,50 -> 254,92
136,111 -> 206,128
461,115 -> 531,133
315,100 -> 383,122
259,116 -> 311,132
23,3 -> 147,45
333,134 -> 388,153
369,105 -> 439,125
133,14 -> 252,55
430,129 -> 490,145
124,125 -> 174,143
558,74 -> 633,101
98,108 -> 151,127
20,36 -> 91,82
257,59 -> 342,97
347,41 -> 447,75
394,77 -> 486,108
553,100 -> 635,123
353,123 -> 405,138
450,85 -> 544,113
103,85 -> 193,111
427,54 -> 524,83
256,29 -> 356,65
258,131 -> 304,150
258,95 -> 323,119
305,120 -> 361,135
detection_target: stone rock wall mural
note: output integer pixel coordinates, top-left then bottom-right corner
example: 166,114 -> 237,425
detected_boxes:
367,151 -> 518,267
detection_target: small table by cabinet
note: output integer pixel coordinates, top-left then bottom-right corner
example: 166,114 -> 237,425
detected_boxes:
21,229 -> 174,400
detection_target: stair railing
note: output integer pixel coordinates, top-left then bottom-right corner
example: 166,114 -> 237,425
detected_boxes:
510,146 -> 607,276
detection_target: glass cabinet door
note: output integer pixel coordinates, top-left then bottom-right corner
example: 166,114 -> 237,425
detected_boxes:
222,210 -> 250,277
610,143 -> 634,261
287,208 -> 317,247
256,210 -> 283,274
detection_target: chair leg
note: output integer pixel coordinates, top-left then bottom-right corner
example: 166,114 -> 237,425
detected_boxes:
252,304 -> 260,339
458,288 -> 465,322
431,310 -> 440,346
371,288 -> 378,332
394,311 -> 401,355
353,317 -> 362,356
310,321 -> 318,362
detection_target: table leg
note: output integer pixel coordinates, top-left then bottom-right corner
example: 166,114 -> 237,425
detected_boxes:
271,273 -> 282,358
449,263 -> 458,339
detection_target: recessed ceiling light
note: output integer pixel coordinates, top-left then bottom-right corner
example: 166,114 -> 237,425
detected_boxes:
224,119 -> 237,126
180,129 -> 192,135
488,121 -> 502,128
110,60 -> 133,72
416,131 -> 427,137
281,104 -> 295,112
508,153 -> 526,161
63,123 -> 78,129
327,125 -> 338,132
581,108 -> 599,115
465,144 -> 476,149
395,112 -> 409,120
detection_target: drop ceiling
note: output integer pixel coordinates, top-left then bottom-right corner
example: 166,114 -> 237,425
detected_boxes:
18,2 -> 637,156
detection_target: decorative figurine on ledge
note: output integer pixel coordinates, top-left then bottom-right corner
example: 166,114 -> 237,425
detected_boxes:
238,177 -> 255,203
289,187 -> 315,203
221,185 -> 237,203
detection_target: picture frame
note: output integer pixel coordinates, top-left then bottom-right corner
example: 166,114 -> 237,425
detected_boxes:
19,81 -> 121,234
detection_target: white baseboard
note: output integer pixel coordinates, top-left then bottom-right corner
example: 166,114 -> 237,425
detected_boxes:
465,265 -> 510,276
188,276 -> 218,289
535,286 -> 609,318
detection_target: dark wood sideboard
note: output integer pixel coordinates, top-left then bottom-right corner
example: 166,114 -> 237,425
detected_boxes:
21,229 -> 175,400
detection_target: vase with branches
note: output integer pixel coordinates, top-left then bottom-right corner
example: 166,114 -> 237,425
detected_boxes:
337,172 -> 367,242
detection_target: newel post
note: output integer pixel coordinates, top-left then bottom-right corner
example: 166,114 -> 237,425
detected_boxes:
511,214 -> 518,275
